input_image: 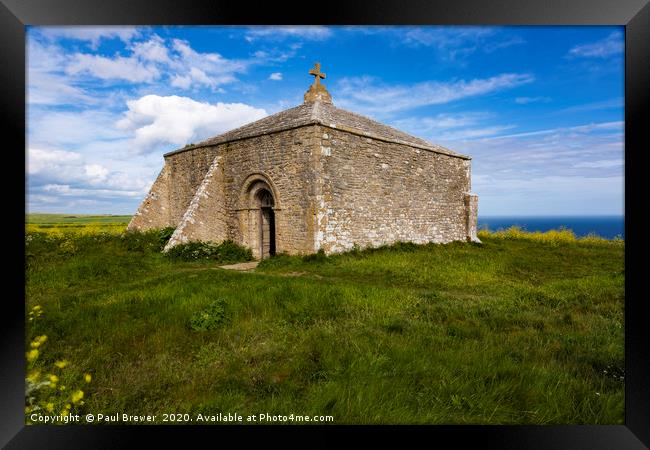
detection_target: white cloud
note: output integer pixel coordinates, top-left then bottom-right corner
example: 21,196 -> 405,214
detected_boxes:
130,35 -> 171,63
29,32 -> 252,98
573,159 -> 623,169
245,26 -> 332,41
392,113 -> 490,133
27,148 -> 82,175
27,146 -> 155,215
269,72 -> 283,81
167,39 -> 247,90
170,74 -> 192,89
170,67 -> 234,90
42,184 -> 143,198
438,125 -> 516,141
66,53 -> 161,83
515,96 -> 551,104
116,95 -> 267,153
403,27 -> 494,48
28,110 -> 128,147
473,174 -> 623,216
442,121 -> 624,202
27,38 -> 98,105
390,113 -> 514,141
336,73 -> 535,114
568,32 -> 623,58
39,26 -> 141,48
251,44 -> 302,64
387,117 -> 624,213
555,98 -> 623,114
398,27 -> 525,60
29,194 -> 59,205
85,164 -> 110,183
28,72 -> 98,106
485,121 -> 623,141
27,148 -> 138,189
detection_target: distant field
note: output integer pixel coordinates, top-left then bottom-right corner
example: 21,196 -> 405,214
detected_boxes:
25,214 -> 132,235
25,223 -> 624,425
26,213 -> 132,224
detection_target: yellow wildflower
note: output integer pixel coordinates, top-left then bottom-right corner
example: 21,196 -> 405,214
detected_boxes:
33,305 -> 42,310
65,403 -> 71,409
46,403 -> 54,412
71,390 -> 84,404
26,349 -> 39,362
27,370 -> 40,382
84,373 -> 92,383
61,409 -> 69,417
29,335 -> 47,349
54,360 -> 68,369
49,383 -> 57,389
48,374 -> 59,383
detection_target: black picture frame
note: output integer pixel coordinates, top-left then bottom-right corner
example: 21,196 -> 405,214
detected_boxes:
3,0 -> 648,447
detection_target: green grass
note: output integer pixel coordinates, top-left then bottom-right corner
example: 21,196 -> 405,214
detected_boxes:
26,213 -> 132,225
25,224 -> 624,424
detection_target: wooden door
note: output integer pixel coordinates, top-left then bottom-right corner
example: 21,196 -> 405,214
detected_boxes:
260,207 -> 271,258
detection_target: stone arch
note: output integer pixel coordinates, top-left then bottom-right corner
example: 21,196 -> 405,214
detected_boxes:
238,173 -> 280,259
238,172 -> 282,210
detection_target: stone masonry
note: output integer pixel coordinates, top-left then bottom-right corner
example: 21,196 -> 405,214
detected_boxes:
128,63 -> 480,259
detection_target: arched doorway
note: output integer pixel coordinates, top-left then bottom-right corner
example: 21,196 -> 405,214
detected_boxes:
239,175 -> 279,260
256,188 -> 276,259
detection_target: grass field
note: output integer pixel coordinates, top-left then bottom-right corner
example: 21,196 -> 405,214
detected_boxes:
26,213 -> 132,224
26,213 -> 131,236
24,219 -> 624,424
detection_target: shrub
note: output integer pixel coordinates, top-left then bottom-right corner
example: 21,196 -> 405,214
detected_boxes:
158,227 -> 176,250
302,248 -> 327,263
479,226 -> 624,246
189,298 -> 228,331
165,240 -> 252,263
115,226 -> 176,252
25,227 -> 181,269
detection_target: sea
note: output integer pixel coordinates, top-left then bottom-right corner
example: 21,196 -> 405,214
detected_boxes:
478,216 -> 625,239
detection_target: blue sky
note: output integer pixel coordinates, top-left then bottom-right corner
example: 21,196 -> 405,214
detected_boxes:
26,26 -> 624,216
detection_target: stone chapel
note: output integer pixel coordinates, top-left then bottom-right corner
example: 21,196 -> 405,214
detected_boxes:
127,63 -> 480,259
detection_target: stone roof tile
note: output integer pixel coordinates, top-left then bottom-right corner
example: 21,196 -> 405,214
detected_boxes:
164,101 -> 469,159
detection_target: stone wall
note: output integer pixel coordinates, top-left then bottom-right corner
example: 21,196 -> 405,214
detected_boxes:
165,146 -> 218,226
127,164 -> 173,231
315,125 -> 473,253
221,127 -> 319,256
158,125 -> 320,257
164,155 -> 229,249
465,193 -> 480,243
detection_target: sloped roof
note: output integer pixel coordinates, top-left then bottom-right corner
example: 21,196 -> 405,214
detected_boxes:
164,101 -> 469,160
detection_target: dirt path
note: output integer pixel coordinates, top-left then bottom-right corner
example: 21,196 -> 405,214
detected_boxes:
218,261 -> 260,271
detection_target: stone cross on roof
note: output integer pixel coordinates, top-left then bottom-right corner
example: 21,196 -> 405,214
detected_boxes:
304,62 -> 333,104
309,62 -> 326,86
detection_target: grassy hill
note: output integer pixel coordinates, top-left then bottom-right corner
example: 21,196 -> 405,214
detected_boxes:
24,224 -> 624,424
